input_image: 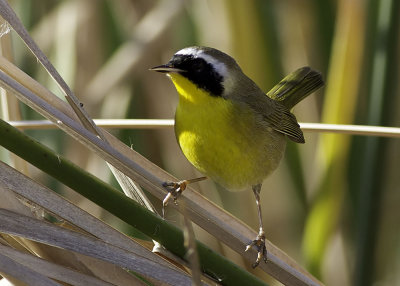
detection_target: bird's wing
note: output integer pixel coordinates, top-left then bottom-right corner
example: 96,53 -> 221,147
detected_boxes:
260,100 -> 305,143
228,73 -> 305,143
234,91 -> 305,143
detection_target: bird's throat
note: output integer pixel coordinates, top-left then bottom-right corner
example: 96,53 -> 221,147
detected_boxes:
168,73 -> 215,104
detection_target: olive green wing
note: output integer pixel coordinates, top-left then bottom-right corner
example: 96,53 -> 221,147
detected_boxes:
261,101 -> 305,143
230,67 -> 322,143
259,66 -> 323,143
267,67 -> 324,110
238,93 -> 305,143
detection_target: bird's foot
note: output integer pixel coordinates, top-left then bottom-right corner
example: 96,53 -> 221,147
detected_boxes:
161,177 -> 207,218
161,180 -> 189,217
162,180 -> 188,206
245,229 -> 268,268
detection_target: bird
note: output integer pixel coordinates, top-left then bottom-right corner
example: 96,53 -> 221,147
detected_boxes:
150,46 -> 323,267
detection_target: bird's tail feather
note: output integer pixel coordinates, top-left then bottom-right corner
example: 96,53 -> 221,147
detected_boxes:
267,67 -> 324,109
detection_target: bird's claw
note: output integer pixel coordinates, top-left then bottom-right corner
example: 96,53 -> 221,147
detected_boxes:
245,231 -> 268,268
162,180 -> 188,205
161,180 -> 188,217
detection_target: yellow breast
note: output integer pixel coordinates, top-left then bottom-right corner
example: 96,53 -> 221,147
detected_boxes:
170,74 -> 286,191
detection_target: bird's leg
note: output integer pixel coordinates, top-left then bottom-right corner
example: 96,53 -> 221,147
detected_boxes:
162,176 -> 207,217
245,184 -> 268,268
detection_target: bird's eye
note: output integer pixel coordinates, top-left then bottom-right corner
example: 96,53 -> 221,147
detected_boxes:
192,59 -> 207,73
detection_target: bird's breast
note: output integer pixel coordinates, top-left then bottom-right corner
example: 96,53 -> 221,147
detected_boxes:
171,74 -> 286,191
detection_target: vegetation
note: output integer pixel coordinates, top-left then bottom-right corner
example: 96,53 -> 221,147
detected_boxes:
0,0 -> 399,285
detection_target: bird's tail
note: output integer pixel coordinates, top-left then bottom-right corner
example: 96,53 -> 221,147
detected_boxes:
267,67 -> 324,110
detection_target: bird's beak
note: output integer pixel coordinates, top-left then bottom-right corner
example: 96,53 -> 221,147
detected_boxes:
149,64 -> 184,73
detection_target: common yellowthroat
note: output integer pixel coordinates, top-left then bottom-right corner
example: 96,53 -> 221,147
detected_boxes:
151,46 -> 323,267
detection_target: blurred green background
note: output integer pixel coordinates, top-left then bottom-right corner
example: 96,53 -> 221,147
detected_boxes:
4,0 -> 400,285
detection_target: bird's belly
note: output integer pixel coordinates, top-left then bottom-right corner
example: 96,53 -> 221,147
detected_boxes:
175,100 -> 286,191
